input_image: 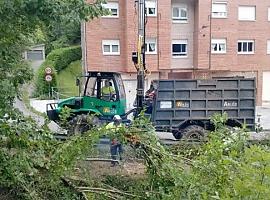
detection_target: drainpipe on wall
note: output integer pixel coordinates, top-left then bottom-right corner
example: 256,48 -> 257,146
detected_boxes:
81,21 -> 87,76
209,0 -> 212,70
157,3 -> 160,79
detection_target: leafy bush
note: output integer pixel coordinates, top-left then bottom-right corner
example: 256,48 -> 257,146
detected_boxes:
2,109 -> 270,199
46,46 -> 81,72
92,113 -> 270,199
34,46 -> 81,97
129,114 -> 270,200
0,110 -> 99,199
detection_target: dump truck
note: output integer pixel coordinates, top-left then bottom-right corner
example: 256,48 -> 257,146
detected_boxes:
149,78 -> 256,139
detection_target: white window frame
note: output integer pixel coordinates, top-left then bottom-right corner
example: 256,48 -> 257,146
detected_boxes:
268,7 -> 270,21
145,38 -> 157,54
172,40 -> 188,58
102,40 -> 120,55
145,0 -> 157,17
238,6 -> 256,21
102,2 -> 119,18
212,2 -> 227,18
172,5 -> 188,23
267,40 -> 270,54
237,40 -> 255,54
211,39 -> 227,54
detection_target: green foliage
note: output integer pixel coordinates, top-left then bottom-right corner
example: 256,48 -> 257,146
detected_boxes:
2,106 -> 270,200
44,20 -> 81,54
34,46 -> 81,97
137,114 -> 270,199
46,46 -> 82,72
59,106 -> 72,128
0,110 -> 100,199
0,0 -> 109,199
0,0 -> 107,105
95,114 -> 270,200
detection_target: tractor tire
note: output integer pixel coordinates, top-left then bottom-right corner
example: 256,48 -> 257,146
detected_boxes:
69,114 -> 100,135
181,125 -> 207,141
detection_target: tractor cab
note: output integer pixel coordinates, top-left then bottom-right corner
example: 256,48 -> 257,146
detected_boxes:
46,72 -> 126,123
84,72 -> 123,102
81,72 -> 126,117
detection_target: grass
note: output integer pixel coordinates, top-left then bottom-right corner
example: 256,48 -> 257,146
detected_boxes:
57,60 -> 82,98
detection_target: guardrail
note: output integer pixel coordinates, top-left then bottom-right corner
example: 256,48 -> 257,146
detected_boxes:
51,87 -> 76,100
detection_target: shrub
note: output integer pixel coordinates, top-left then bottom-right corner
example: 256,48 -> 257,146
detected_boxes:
34,46 -> 81,97
46,46 -> 81,72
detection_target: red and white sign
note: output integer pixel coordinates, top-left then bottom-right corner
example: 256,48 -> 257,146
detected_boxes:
45,67 -> 52,74
45,74 -> 52,82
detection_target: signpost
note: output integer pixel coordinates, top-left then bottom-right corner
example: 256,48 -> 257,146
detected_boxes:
45,67 -> 52,74
45,74 -> 52,82
45,67 -> 52,99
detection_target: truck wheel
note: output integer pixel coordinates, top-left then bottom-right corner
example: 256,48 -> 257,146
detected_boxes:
69,114 -> 100,135
181,125 -> 207,141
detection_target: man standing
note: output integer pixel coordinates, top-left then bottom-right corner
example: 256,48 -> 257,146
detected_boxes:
106,115 -> 123,167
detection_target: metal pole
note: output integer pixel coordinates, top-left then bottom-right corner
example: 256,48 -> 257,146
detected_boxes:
136,0 -> 146,114
209,0 -> 212,70
49,83 -> 51,99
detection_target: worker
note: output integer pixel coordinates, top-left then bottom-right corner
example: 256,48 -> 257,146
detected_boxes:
145,80 -> 157,114
106,115 -> 124,167
101,80 -> 115,101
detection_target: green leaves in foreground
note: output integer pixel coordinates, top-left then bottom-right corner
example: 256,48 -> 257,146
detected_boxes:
100,113 -> 270,200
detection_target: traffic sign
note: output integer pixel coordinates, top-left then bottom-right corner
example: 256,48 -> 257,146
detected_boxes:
45,67 -> 52,74
45,74 -> 52,82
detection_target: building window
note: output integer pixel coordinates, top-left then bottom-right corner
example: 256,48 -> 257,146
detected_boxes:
238,40 -> 254,54
146,0 -> 157,16
211,39 -> 226,53
102,40 -> 120,55
172,40 -> 188,57
212,2 -> 227,18
238,6 -> 256,21
102,2 -> 119,18
267,40 -> 270,54
172,6 -> 188,22
145,38 -> 157,54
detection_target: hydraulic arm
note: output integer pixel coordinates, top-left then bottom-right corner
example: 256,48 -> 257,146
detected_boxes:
133,0 -> 147,115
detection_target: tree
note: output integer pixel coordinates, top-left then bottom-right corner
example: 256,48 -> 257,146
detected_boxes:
0,0 -> 107,113
0,1 -> 107,198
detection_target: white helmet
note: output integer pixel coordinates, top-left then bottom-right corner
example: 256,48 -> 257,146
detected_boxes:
113,115 -> 122,121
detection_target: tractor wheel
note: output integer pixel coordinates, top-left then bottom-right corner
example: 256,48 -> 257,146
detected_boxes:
181,125 -> 207,141
69,114 -> 100,135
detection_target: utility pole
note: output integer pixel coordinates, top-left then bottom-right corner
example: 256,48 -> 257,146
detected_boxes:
133,0 -> 146,116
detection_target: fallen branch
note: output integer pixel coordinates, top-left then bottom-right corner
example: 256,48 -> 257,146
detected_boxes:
77,187 -> 144,199
84,158 -> 119,163
84,189 -> 119,200
61,177 -> 88,200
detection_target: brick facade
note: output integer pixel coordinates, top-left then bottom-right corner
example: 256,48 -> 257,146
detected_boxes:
84,0 -> 270,106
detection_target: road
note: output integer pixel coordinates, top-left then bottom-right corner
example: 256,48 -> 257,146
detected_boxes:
14,98 -> 62,132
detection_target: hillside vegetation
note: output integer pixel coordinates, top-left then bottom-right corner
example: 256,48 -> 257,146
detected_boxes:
57,60 -> 82,98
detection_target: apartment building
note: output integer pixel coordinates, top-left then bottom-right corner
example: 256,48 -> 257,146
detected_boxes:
82,0 -> 270,108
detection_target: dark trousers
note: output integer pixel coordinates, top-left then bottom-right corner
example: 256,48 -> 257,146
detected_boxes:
110,143 -> 123,164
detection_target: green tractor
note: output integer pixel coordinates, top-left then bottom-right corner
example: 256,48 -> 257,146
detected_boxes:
47,0 -> 149,134
46,71 -> 128,134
